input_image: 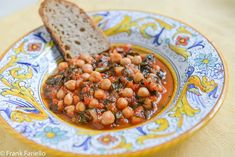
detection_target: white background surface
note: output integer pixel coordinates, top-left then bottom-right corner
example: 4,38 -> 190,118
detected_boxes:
0,0 -> 38,18
0,0 -> 234,156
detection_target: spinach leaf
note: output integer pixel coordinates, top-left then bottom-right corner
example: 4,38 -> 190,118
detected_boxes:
111,79 -> 124,92
46,75 -> 63,86
78,111 -> 91,123
95,66 -> 110,72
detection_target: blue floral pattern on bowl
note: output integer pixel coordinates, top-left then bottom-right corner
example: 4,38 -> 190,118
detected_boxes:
0,11 -> 226,156
34,126 -> 68,144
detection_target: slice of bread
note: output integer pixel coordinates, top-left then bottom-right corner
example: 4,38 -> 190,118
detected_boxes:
39,0 -> 110,60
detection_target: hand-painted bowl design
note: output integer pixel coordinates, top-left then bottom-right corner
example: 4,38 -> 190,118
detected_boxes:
0,11 -> 226,156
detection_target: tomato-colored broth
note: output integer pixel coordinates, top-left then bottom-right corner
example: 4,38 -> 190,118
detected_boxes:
42,45 -> 175,130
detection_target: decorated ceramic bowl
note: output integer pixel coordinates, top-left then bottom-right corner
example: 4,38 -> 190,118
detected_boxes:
0,10 -> 226,156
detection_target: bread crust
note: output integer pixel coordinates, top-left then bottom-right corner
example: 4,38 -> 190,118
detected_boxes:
39,0 -> 110,60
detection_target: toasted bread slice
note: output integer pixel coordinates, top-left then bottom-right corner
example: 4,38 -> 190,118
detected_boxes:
39,0 -> 110,60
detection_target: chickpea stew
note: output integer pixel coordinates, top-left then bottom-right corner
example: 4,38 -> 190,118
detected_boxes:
42,44 -> 174,130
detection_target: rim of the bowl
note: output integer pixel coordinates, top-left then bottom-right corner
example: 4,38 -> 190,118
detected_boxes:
0,10 -> 228,157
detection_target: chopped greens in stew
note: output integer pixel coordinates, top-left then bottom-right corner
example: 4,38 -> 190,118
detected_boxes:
43,44 -> 173,130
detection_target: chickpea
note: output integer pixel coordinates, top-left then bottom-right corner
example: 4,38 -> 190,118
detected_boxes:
110,51 -> 122,63
134,106 -> 144,118
119,118 -> 129,125
122,106 -> 134,118
127,63 -> 139,73
144,98 -> 152,109
76,79 -> 83,88
120,57 -> 131,65
82,64 -> 93,73
65,105 -> 75,117
157,84 -> 164,93
132,56 -> 142,65
57,100 -> 64,112
94,89 -> 106,99
133,72 -> 144,83
76,102 -> 86,112
76,59 -> 85,67
126,81 -> 134,88
101,111 -> 115,125
81,73 -> 90,80
146,78 -> 152,85
117,98 -> 128,109
132,67 -> 140,74
73,95 -> 79,105
89,98 -> 99,108
122,88 -> 134,97
51,89 -> 57,98
127,55 -> 133,60
86,57 -> 94,64
64,80 -> 76,90
89,71 -> 102,82
114,67 -> 124,76
71,117 -> 76,123
56,88 -> 65,99
97,103 -> 105,109
64,93 -> 73,106
80,53 -> 93,63
148,82 -> 158,91
137,87 -> 150,97
131,116 -> 144,124
106,103 -> 117,113
140,54 -> 146,58
68,58 -> 77,65
58,62 -> 68,71
154,65 -> 160,71
89,109 -> 98,121
100,79 -> 111,90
